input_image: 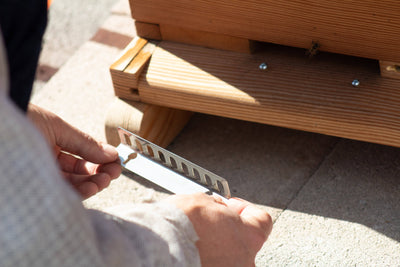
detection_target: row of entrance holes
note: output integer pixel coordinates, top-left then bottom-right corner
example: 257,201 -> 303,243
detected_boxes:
126,134 -> 224,195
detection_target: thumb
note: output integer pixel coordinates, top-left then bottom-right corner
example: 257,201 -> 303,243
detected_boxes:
54,118 -> 118,163
228,198 -> 273,243
240,204 -> 273,239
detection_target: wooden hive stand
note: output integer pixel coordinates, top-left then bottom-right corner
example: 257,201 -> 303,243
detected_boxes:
107,0 -> 400,148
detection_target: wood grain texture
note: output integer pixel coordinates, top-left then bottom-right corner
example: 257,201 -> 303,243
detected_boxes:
160,24 -> 253,53
112,85 -> 140,101
110,37 -> 147,71
105,98 -> 193,148
110,38 -> 156,100
124,42 -> 157,84
135,21 -> 162,40
130,0 -> 400,62
138,41 -> 400,147
380,61 -> 400,80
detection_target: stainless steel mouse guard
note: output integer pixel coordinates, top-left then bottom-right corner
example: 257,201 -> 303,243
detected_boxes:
116,127 -> 231,201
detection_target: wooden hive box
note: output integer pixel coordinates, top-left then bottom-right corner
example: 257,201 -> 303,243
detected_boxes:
108,1 -> 400,147
130,0 -> 400,62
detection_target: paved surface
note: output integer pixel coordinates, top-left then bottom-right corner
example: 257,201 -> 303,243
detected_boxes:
32,1 -> 400,266
33,0 -> 118,94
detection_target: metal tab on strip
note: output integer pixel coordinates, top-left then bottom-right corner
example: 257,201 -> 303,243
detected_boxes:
117,127 -> 231,198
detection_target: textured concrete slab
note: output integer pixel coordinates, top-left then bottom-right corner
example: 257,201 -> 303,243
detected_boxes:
32,41 -> 121,142
168,114 -> 338,219
91,28 -> 133,49
257,139 -> 400,266
111,0 -> 132,16
39,0 -> 116,69
100,15 -> 136,38
34,0 -> 121,97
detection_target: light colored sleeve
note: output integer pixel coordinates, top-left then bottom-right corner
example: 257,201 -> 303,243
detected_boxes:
89,202 -> 201,267
0,33 -> 200,267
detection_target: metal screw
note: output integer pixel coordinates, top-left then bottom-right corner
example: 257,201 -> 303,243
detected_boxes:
352,79 -> 360,87
259,63 -> 268,70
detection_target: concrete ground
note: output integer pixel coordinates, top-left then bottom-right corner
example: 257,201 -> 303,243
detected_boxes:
32,0 -> 400,266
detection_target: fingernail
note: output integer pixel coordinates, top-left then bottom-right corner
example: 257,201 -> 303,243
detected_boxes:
102,143 -> 118,157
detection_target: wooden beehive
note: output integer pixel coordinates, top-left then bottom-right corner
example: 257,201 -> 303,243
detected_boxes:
108,1 -> 400,147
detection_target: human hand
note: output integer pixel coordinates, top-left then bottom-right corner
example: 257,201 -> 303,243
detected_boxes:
166,193 -> 273,267
28,104 -> 121,199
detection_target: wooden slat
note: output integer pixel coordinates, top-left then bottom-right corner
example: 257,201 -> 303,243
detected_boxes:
125,42 -> 157,74
160,24 -> 253,53
110,38 -> 156,100
110,37 -> 147,71
131,0 -> 400,62
380,61 -> 400,80
138,41 -> 400,147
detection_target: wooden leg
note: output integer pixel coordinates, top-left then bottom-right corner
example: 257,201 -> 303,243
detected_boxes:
105,98 -> 193,148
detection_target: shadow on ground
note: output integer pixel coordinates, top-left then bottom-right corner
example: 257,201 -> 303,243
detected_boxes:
125,113 -> 400,243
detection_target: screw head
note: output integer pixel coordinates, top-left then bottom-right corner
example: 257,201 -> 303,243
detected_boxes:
352,79 -> 360,87
259,63 -> 268,70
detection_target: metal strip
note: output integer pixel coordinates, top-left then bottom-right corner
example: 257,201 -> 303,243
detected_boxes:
117,127 -> 231,198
